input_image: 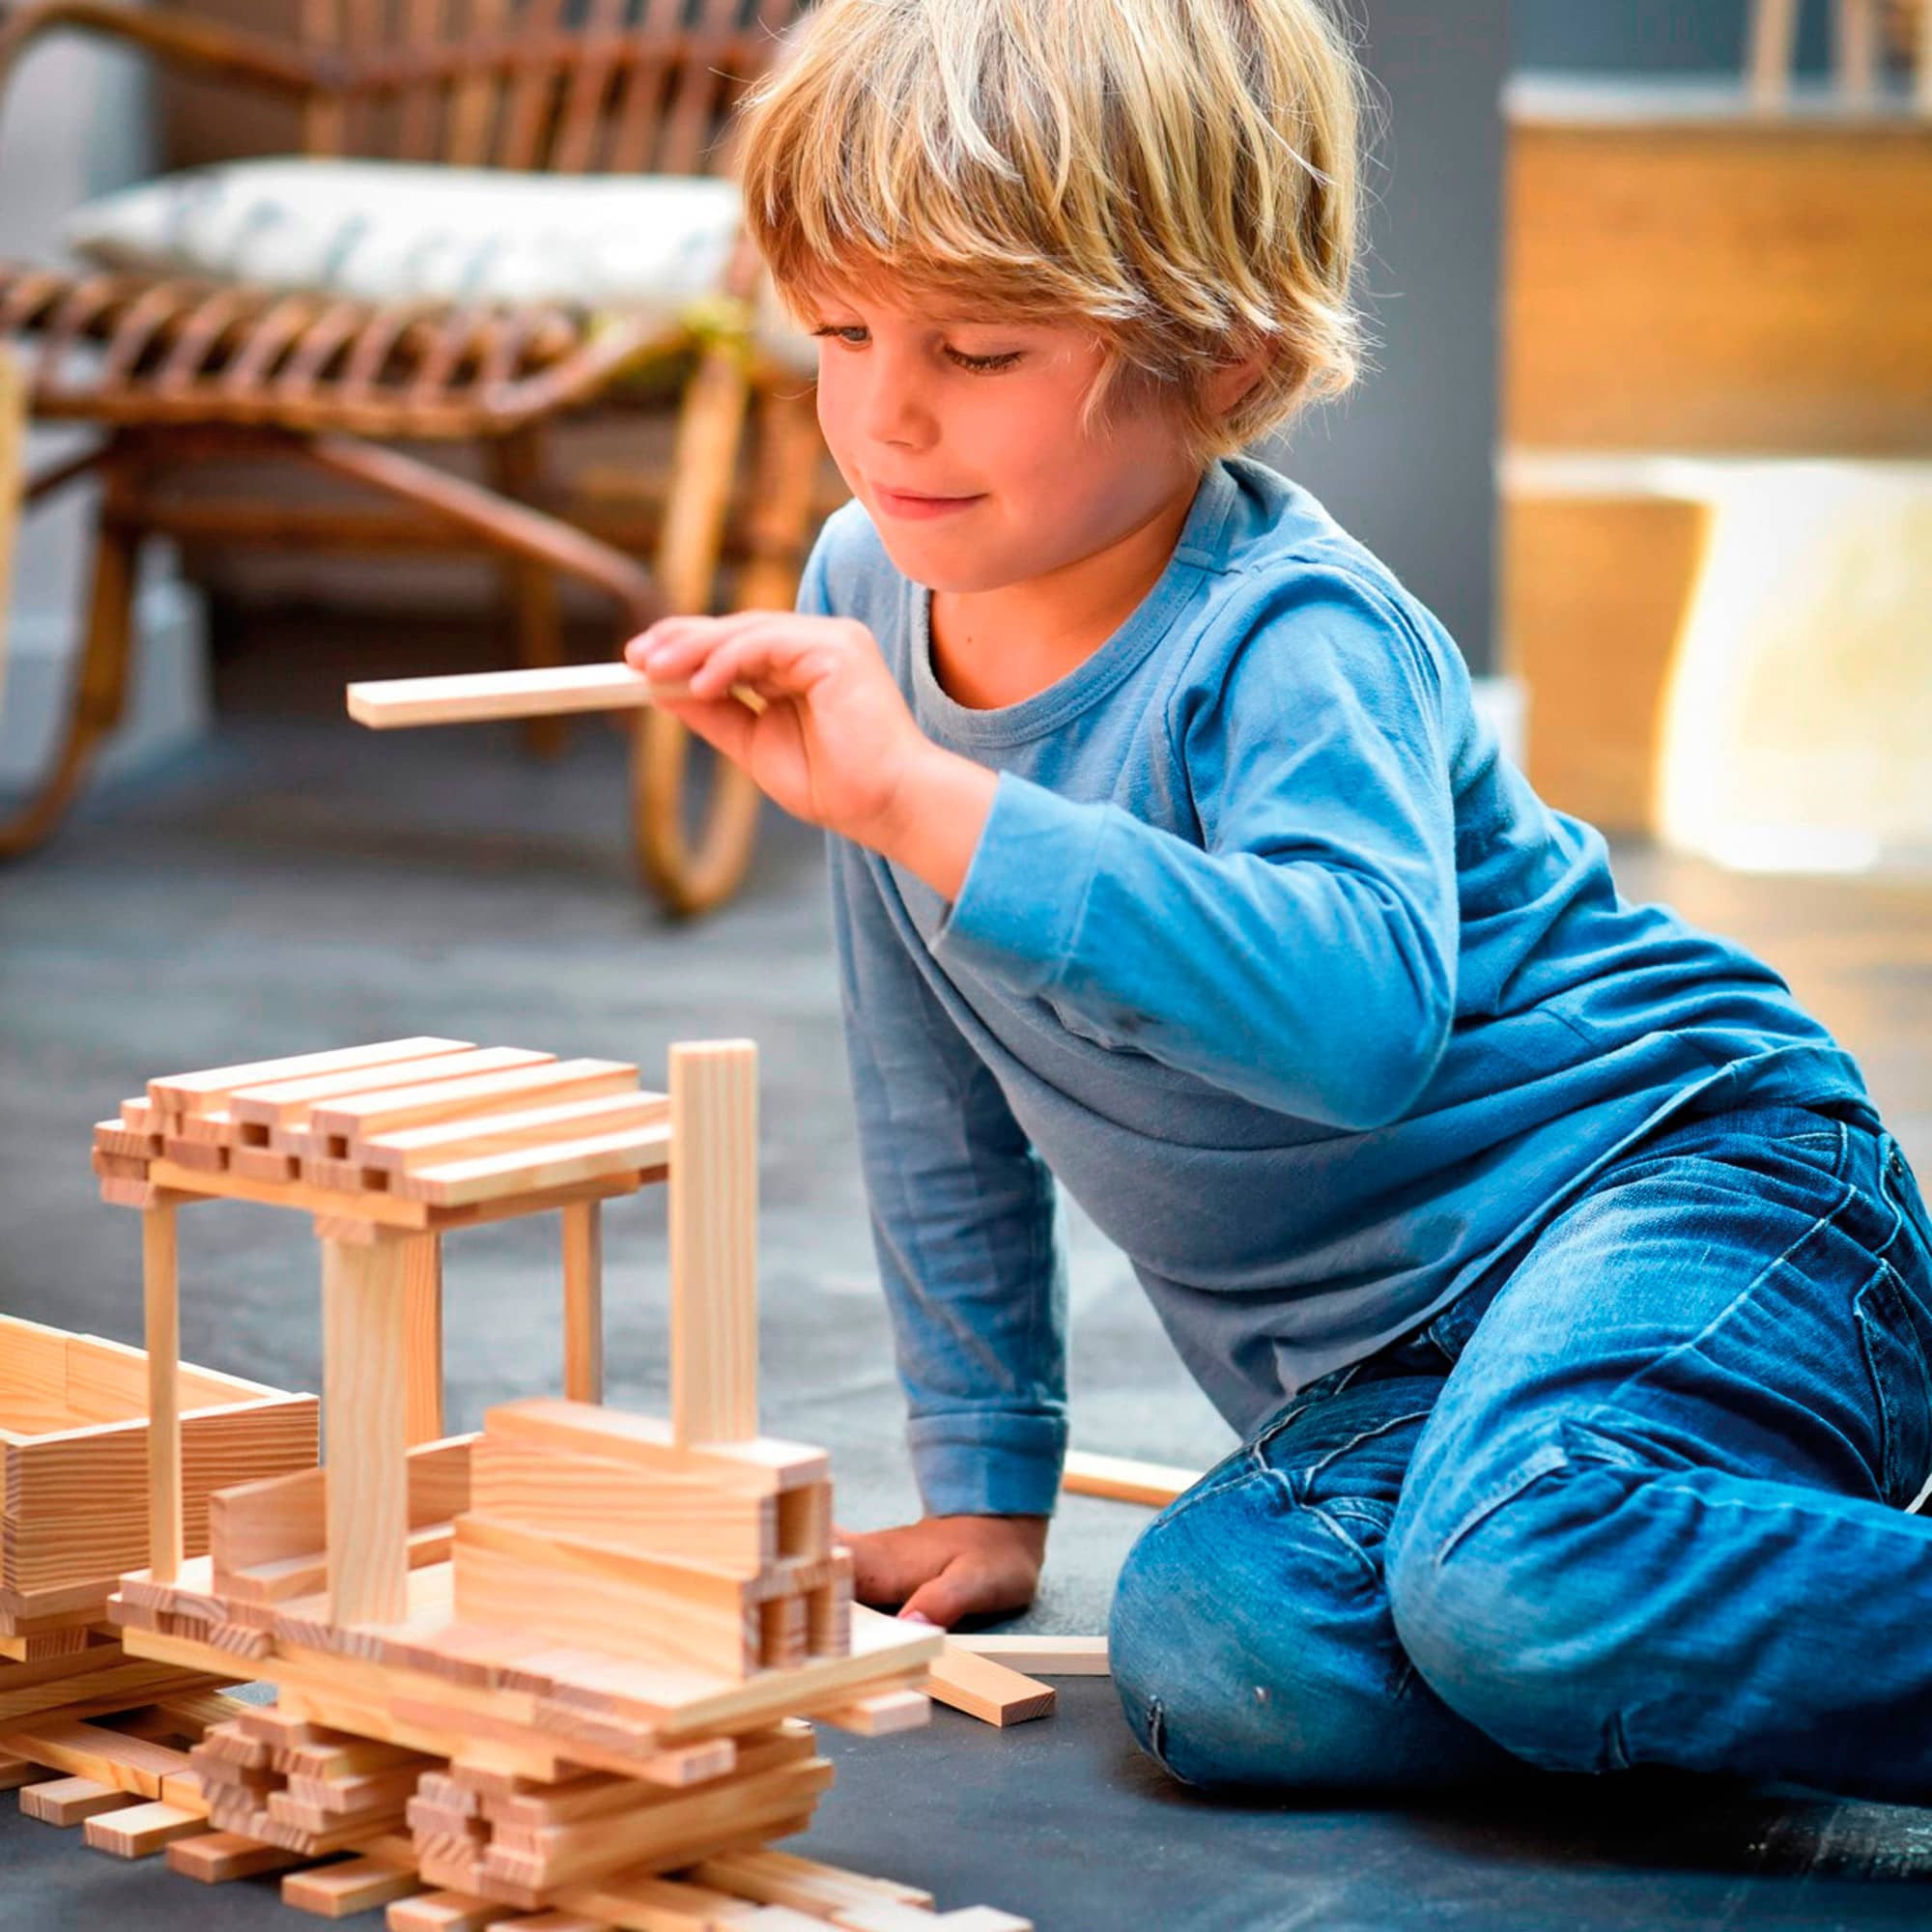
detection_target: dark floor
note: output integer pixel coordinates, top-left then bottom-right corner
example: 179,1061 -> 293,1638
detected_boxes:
4,629 -> 1932,1929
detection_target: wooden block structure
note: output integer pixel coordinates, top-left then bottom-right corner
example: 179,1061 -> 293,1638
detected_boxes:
68,1035 -> 1031,1928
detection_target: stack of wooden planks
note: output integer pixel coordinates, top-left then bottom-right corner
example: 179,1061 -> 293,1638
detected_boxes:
93,1037 -> 670,1217
192,1707 -> 439,1855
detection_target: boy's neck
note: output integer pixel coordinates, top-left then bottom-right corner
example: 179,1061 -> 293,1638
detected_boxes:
927,471 -> 1205,711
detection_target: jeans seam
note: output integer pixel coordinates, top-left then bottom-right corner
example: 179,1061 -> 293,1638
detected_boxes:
1583,1167 -> 1862,1428
1301,1406 -> 1436,1484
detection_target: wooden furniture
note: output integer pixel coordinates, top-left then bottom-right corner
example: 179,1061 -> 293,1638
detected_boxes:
1500,75 -> 1932,833
1748,0 -> 1932,110
0,0 -> 829,914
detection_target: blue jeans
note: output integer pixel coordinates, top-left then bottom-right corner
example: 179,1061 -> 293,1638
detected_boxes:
1109,1102 -> 1932,1801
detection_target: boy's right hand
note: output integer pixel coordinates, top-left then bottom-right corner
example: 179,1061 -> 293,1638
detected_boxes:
840,1513 -> 1048,1630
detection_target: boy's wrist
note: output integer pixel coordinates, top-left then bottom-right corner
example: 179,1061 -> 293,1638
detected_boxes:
857,743 -> 997,902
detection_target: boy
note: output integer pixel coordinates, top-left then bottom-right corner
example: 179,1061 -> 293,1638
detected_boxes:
628,0 -> 1932,1800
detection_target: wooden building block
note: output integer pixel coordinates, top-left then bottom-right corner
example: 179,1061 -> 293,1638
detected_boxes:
228,1047 -> 526,1130
0,1715 -> 191,1796
307,1062 -> 639,1152
361,1093 -> 668,1173
950,1635 -> 1110,1676
848,1609 -> 1053,1727
835,1908 -> 1032,1932
0,1753 -> 35,1789
387,1889 -> 503,1931
283,1853 -> 425,1918
347,663 -> 689,730
469,1437 -> 773,1572
669,1041 -> 758,1448
815,1690 -> 931,1737
20,1774 -> 137,1825
144,1199 -> 184,1583
395,1124 -> 668,1208
405,1236 -> 444,1446
483,1401 -> 826,1497
695,1850 -> 934,1916
167,1828 -> 308,1881
83,1797 -> 207,1857
1060,1451 -> 1200,1509
562,1200 -> 603,1406
152,1041 -> 476,1117
322,1235 -> 412,1626
450,1517 -> 758,1679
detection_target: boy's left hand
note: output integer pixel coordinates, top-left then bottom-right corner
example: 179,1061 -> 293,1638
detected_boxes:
625,612 -> 995,899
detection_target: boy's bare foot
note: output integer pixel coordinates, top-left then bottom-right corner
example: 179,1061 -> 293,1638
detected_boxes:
839,1514 -> 1048,1630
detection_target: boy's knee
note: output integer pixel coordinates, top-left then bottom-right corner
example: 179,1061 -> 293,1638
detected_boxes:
1109,1475 -> 1469,1792
1388,1432 -> 1651,1775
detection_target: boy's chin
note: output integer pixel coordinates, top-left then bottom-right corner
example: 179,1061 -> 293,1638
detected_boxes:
875,532 -> 1023,598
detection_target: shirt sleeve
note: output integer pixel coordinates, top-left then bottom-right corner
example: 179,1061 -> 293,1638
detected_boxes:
933,566 -> 1461,1131
829,842 -> 1069,1518
799,520 -> 1068,1519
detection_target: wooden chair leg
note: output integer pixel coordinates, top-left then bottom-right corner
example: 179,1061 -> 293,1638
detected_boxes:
487,426 -> 566,758
0,440 -> 143,859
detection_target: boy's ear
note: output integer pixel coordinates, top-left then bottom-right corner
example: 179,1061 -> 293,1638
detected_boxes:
1207,344 -> 1272,416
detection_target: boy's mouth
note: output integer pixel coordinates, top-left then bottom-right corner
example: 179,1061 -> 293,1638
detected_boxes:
872,484 -> 983,522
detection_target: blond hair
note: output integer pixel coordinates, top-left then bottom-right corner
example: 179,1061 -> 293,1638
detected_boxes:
731,0 -> 1367,463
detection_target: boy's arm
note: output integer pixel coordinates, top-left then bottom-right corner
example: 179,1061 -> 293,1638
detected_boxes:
926,568 -> 1460,1130
830,834 -> 1069,1523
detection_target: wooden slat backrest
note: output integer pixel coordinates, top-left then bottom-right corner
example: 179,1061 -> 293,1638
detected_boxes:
294,0 -> 809,176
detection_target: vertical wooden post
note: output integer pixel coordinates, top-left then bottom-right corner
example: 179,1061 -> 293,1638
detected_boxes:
1835,0 -> 1880,102
669,1040 -> 757,1446
562,1199 -> 603,1406
1918,0 -> 1932,115
403,1233 -> 443,1446
322,1234 -> 410,1626
1748,0 -> 1800,107
142,1199 -> 183,1584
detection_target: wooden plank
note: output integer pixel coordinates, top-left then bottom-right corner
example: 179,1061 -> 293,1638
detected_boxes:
213,1435 -> 470,1579
144,1200 -> 184,1582
5,1397 -> 320,1592
949,1634 -> 1110,1676
386,1889 -> 503,1931
1060,1450 -> 1200,1509
360,1092 -> 666,1173
323,1236 -> 411,1626
0,1716 -> 189,1796
228,1046 -> 518,1128
20,1773 -> 137,1825
0,1752 -> 34,1789
405,1236 -> 444,1445
152,1040 -> 476,1115
849,1608 -> 1054,1727
814,1689 -> 932,1736
469,1437 -> 770,1572
396,1123 -> 669,1208
83,1797 -> 207,1857
450,1516 -> 758,1679
283,1854 -> 425,1918
0,1656 -> 214,1727
668,1041 -> 758,1447
346,664 -> 692,729
308,1062 -> 639,1150
483,1401 -> 826,1497
63,1327 -> 289,1418
836,1907 -> 1031,1932
562,1201 -> 603,1406
167,1828 -> 308,1881
693,1848 -> 934,1915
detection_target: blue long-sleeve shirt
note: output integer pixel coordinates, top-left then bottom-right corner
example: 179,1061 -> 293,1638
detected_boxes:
806,456 -> 1872,1519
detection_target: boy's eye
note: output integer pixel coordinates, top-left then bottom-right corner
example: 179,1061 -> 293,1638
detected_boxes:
807,325 -> 1022,375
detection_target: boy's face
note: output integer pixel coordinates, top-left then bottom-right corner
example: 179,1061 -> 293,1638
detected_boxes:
806,287 -> 1202,595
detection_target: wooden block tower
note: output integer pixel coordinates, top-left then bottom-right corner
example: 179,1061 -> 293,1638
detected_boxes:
73,1034 -> 1027,1928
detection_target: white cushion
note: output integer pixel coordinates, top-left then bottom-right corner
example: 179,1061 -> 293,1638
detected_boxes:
61,155 -> 819,372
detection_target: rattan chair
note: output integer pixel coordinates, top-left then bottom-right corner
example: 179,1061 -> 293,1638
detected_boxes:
0,0 -> 828,915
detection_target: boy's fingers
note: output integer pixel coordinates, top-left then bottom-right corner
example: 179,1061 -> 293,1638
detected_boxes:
899,1558 -> 1010,1631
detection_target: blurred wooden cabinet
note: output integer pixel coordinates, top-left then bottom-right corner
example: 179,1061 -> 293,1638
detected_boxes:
1500,79 -> 1932,836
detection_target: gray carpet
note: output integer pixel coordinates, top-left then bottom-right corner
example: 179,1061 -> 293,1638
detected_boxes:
4,695 -> 1931,1930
